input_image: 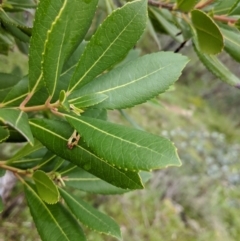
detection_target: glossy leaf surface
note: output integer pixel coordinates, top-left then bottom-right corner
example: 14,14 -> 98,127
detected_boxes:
30,119 -> 144,190
66,115 -> 181,171
42,0 -> 98,97
68,0 -> 147,93
70,52 -> 188,109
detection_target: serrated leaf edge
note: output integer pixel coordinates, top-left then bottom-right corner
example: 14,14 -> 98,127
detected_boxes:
59,188 -> 122,239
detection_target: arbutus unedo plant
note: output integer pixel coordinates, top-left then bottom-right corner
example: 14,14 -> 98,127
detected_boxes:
11,0 -> 239,241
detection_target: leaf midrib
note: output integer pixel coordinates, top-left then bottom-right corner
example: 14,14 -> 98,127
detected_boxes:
60,188 -> 118,236
68,0 -> 145,93
66,115 -> 171,160
25,182 -> 71,241
29,121 -> 142,185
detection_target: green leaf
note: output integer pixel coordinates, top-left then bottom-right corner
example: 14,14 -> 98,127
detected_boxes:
70,52 -> 188,109
2,0 -> 36,11
0,8 -> 32,37
0,126 -> 9,143
82,108 -> 107,121
149,7 -> 183,42
220,25 -> 240,62
177,0 -> 199,12
0,196 -> 3,213
59,41 -> 88,88
228,0 -> 240,15
42,0 -> 98,97
235,19 -> 240,29
193,35 -> 240,87
24,182 -> 86,241
191,10 -> 224,54
8,139 -> 43,162
9,149 -> 46,169
33,170 -> 59,204
6,140 -> 46,169
59,188 -> 122,240
213,0 -> 237,15
36,151 -> 58,172
60,165 -> 129,194
2,21 -> 30,42
0,72 -> 20,90
0,168 -> 6,177
29,0 -> 97,94
1,75 -> 28,107
67,0 -> 147,93
66,115 -> 181,171
69,93 -> 108,109
30,119 -> 144,190
0,109 -> 34,145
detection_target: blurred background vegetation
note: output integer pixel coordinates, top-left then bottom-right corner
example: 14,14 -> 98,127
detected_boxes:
1,1 -> 240,241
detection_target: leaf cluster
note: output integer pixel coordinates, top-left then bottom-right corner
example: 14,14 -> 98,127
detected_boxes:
148,0 -> 240,88
0,0 -> 189,240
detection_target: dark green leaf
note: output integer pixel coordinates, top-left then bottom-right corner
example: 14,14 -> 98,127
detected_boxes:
0,126 -> 9,143
0,109 -> 34,145
213,0 -> 236,15
82,109 -> 107,121
191,10 -> 224,54
29,0 -> 97,94
59,188 -> 122,240
30,118 -> 144,190
193,35 -> 240,87
228,0 -> 240,15
66,115 -> 181,171
67,0 -> 147,93
0,168 -> 6,177
70,52 -> 188,109
2,22 -> 30,42
1,75 -> 28,107
42,0 -> 98,97
33,170 -> 60,204
2,0 -> 36,11
24,182 -> 86,241
8,140 -> 43,162
0,72 -> 20,90
177,0 -> 199,12
149,7 -> 183,42
0,27 -> 14,55
0,196 -> 3,213
60,165 -> 129,194
0,8 -> 32,37
220,25 -> 240,62
7,140 -> 46,169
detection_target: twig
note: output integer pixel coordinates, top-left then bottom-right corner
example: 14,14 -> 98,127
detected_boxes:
196,0 -> 215,9
147,0 -> 238,24
213,15 -> 238,24
148,0 -> 175,11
